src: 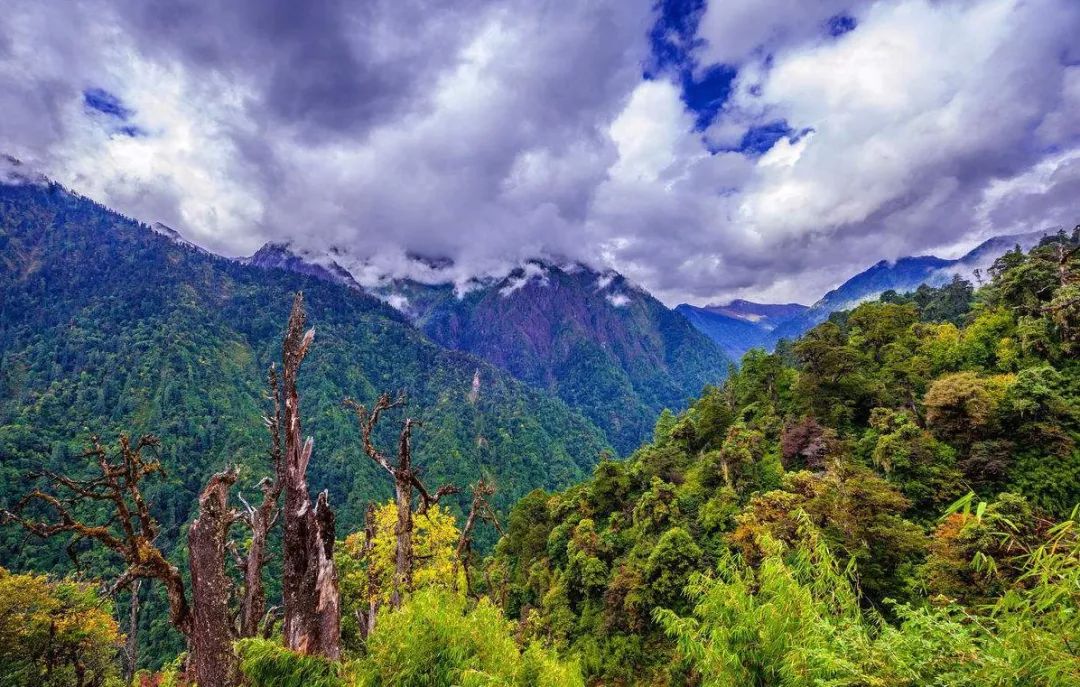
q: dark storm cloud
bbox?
[103,0,490,138]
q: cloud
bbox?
[604,0,1080,304]
[0,0,1078,306]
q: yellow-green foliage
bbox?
[237,590,581,687]
[656,513,1080,686]
[355,588,582,687]
[236,639,346,687]
[340,503,460,603]
[338,502,462,649]
[0,567,122,687]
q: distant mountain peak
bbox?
[683,228,1052,361]
[695,299,809,330]
[242,241,362,290]
[0,155,48,187]
[148,222,210,254]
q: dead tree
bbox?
[357,503,380,640]
[188,468,240,687]
[279,293,341,659]
[2,435,192,633]
[345,393,458,609]
[1,435,241,687]
[232,365,286,639]
[453,480,501,598]
[122,579,142,682]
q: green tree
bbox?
[0,568,122,687]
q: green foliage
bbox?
[658,515,1080,686]
[353,588,582,687]
[492,231,1080,683]
[0,567,122,687]
[0,182,610,665]
[236,639,345,687]
[238,591,583,687]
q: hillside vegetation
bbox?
[1,209,1077,686]
[0,180,609,663]
[488,229,1080,684]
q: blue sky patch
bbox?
[681,64,737,130]
[646,0,707,74]
[646,0,739,130]
[83,87,146,137]
[83,88,132,120]
[702,120,792,157]
[827,14,857,37]
[115,124,147,138]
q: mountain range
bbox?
[238,247,733,451]
[1,155,1048,483]
[0,157,1057,662]
[240,229,1049,400]
[678,229,1049,358]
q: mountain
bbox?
[379,261,732,452]
[682,230,1049,357]
[770,230,1048,342]
[703,299,809,327]
[243,241,362,290]
[769,255,956,341]
[242,245,733,452]
[674,300,807,360]
[0,178,611,585]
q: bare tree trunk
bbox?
[122,579,141,683]
[359,504,380,640]
[391,479,414,608]
[453,480,499,599]
[188,469,240,687]
[238,498,277,638]
[238,366,285,638]
[346,397,458,610]
[279,293,341,659]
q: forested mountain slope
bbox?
[491,230,1080,684]
[0,179,610,577]
[372,262,731,453]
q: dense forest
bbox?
[1,220,1078,687]
[488,229,1080,684]
[0,180,613,662]
[379,261,731,453]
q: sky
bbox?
[1,0,1079,305]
